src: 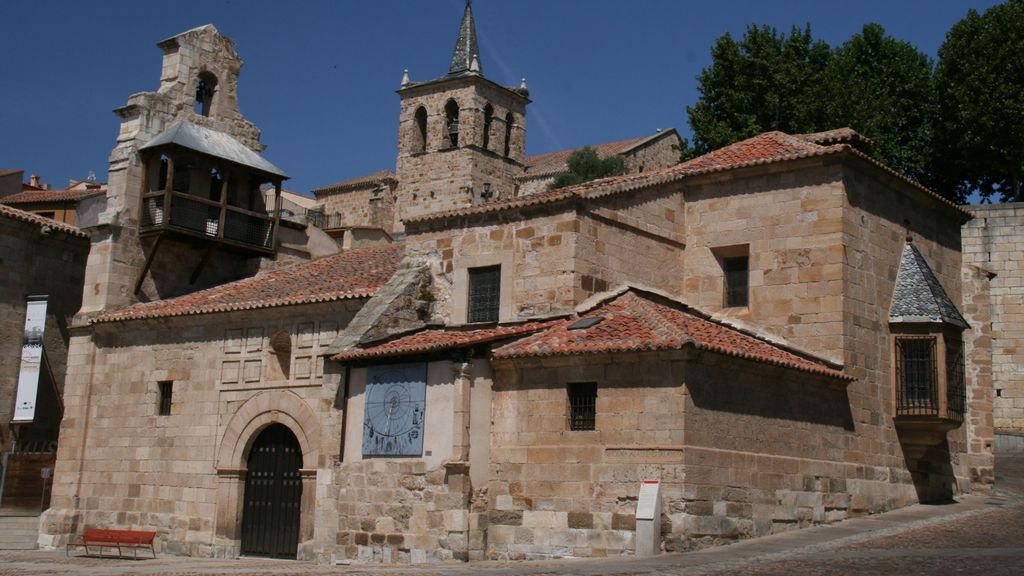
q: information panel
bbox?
[12,298,47,423]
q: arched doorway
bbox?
[240,423,302,558]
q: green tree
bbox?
[684,24,832,158]
[824,24,936,187]
[550,147,628,189]
[935,0,1024,202]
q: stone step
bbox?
[0,516,39,550]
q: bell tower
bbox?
[393,1,530,230]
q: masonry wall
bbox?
[576,185,686,301]
[0,218,89,452]
[963,204,1024,435]
[316,183,396,232]
[621,134,681,175]
[40,301,359,559]
[406,210,580,323]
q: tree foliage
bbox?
[550,147,628,189]
[934,0,1024,202]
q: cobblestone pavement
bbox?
[2,453,1021,576]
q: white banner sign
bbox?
[12,299,47,423]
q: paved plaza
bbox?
[1,452,1020,576]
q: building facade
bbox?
[39,5,993,565]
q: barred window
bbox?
[723,256,749,308]
[945,334,966,421]
[567,382,597,431]
[158,381,173,416]
[467,265,500,323]
[895,337,937,415]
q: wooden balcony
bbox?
[140,190,276,254]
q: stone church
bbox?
[38,3,994,564]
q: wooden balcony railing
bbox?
[140,191,275,252]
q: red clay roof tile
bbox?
[0,204,88,238]
[492,290,851,381]
[521,133,661,180]
[331,320,559,362]
[1,187,106,204]
[312,170,396,195]
[93,242,405,323]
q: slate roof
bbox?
[312,170,397,195]
[491,289,852,380]
[1,187,105,204]
[520,132,671,180]
[0,204,88,238]
[331,320,559,362]
[93,243,405,323]
[404,129,968,225]
[448,1,481,76]
[140,121,288,179]
[889,241,969,328]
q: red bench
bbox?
[66,528,156,559]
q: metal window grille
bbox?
[468,265,500,323]
[158,381,173,416]
[895,337,937,416]
[567,382,597,431]
[723,256,749,308]
[945,335,966,422]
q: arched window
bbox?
[195,71,218,117]
[414,107,428,153]
[445,99,460,148]
[503,112,514,157]
[483,104,494,150]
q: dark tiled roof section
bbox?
[94,243,406,323]
[332,320,559,362]
[312,170,397,195]
[1,187,105,204]
[889,242,969,328]
[521,134,659,180]
[492,290,852,380]
[0,204,88,238]
[405,129,970,224]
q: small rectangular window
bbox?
[723,256,749,308]
[158,381,173,416]
[895,337,936,415]
[468,265,500,323]
[567,382,597,431]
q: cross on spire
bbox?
[448,0,482,76]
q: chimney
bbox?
[29,174,41,187]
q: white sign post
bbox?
[12,298,47,423]
[635,480,662,557]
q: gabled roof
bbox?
[889,241,968,328]
[331,320,559,362]
[492,289,851,380]
[404,129,969,225]
[140,120,288,179]
[93,243,405,323]
[312,170,397,196]
[520,130,678,180]
[0,204,88,238]
[1,187,105,205]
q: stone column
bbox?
[214,467,245,558]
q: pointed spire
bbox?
[400,69,411,87]
[448,1,482,76]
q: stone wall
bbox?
[40,301,360,558]
[963,204,1024,434]
[0,216,89,452]
[316,182,396,232]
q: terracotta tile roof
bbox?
[405,129,969,224]
[492,290,851,381]
[521,132,666,180]
[313,170,397,195]
[93,243,405,323]
[331,320,559,362]
[1,187,105,204]
[0,204,88,238]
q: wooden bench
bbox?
[66,528,156,559]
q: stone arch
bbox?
[445,98,460,148]
[218,389,319,470]
[413,106,428,153]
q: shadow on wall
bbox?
[897,435,957,503]
[686,359,855,430]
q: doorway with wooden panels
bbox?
[239,423,302,558]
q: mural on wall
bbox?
[362,362,427,456]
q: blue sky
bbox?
[0,1,1000,195]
